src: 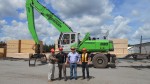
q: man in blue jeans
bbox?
[67,47,80,80]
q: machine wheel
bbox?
[92,54,108,68]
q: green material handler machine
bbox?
[26,0,116,68]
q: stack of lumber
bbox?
[0,48,6,58]
[109,39,128,58]
[7,40,21,53]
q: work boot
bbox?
[81,77,85,80]
[64,78,67,81]
[87,78,90,81]
[48,80,52,82]
[51,79,55,81]
[70,78,73,80]
[58,77,61,80]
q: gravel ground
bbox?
[0,59,150,84]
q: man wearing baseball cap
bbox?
[48,48,58,82]
[67,47,80,80]
[56,47,67,81]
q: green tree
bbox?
[0,41,6,48]
[43,44,55,52]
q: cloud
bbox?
[33,15,60,44]
[19,10,26,20]
[0,0,60,44]
[47,0,115,39]
[0,36,14,42]
[0,0,25,18]
[1,20,30,41]
[101,16,132,39]
[0,15,60,44]
[49,0,114,18]
[112,0,150,25]
[0,20,7,29]
[0,20,7,25]
[131,10,139,16]
[132,24,150,39]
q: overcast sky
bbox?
[0,0,150,45]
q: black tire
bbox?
[92,54,108,68]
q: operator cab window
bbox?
[62,34,70,44]
[71,34,75,43]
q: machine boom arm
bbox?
[26,0,73,44]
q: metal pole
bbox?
[139,36,142,54]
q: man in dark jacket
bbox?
[56,47,67,81]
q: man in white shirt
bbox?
[67,47,80,80]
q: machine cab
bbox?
[59,32,79,52]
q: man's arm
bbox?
[65,57,68,64]
[77,53,81,63]
[79,54,82,64]
[55,54,59,61]
[49,54,55,60]
[65,53,69,64]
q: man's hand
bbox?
[54,58,58,61]
[65,62,68,66]
[88,62,90,65]
[78,62,82,65]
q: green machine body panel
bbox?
[72,33,114,53]
[77,40,114,52]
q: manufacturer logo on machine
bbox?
[46,14,62,28]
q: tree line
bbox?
[43,44,55,52]
[0,41,6,48]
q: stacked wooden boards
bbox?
[110,39,128,58]
[0,48,6,58]
[7,40,21,53]
[6,40,43,58]
[20,40,43,53]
